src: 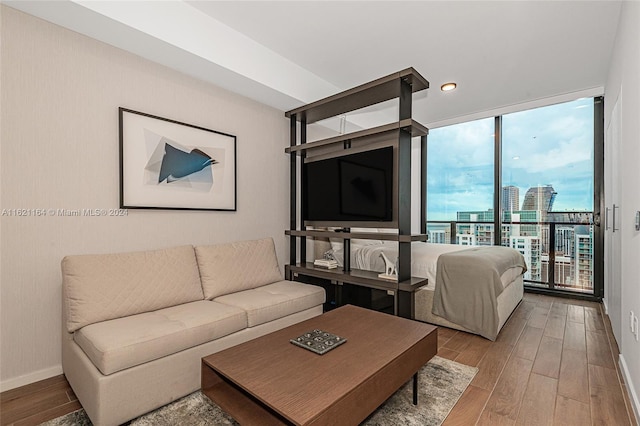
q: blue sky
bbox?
[427,98,595,221]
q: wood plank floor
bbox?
[442,293,637,426]
[1,293,637,426]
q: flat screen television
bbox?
[303,146,393,223]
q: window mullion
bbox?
[494,116,502,246]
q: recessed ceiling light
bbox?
[441,82,457,92]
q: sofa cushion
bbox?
[62,245,204,333]
[213,281,326,327]
[74,300,247,375]
[195,238,283,300]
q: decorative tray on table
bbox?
[290,329,346,355]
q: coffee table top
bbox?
[202,304,437,425]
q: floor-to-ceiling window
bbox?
[426,97,603,298]
[426,117,494,245]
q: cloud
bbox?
[427,98,595,219]
[428,117,494,168]
[502,102,593,173]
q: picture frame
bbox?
[119,108,236,211]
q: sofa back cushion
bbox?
[195,238,282,300]
[62,245,203,333]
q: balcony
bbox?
[427,215,594,295]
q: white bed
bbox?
[326,239,525,340]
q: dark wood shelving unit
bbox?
[285,229,428,242]
[286,264,427,318]
[285,119,428,154]
[285,68,430,318]
[285,67,429,124]
[287,263,427,292]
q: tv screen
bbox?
[303,146,393,222]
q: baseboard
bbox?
[603,297,609,315]
[0,365,63,392]
[620,354,640,423]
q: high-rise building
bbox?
[457,234,477,246]
[521,185,557,211]
[555,226,575,256]
[428,229,448,244]
[456,224,493,246]
[427,223,452,244]
[457,210,494,222]
[502,186,520,212]
[575,226,594,290]
[510,236,542,281]
[541,255,573,286]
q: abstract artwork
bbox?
[119,108,236,210]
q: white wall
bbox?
[0,6,289,390]
[604,1,640,419]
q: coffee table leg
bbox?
[413,372,418,405]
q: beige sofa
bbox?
[61,238,325,426]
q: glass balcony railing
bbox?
[426,213,594,295]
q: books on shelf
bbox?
[314,259,338,269]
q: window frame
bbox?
[425,96,604,301]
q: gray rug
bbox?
[41,356,477,426]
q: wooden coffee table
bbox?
[201,305,437,425]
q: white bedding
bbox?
[333,242,522,290]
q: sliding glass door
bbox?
[426,97,603,298]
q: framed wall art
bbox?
[119,108,236,211]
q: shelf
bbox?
[285,68,429,124]
[285,119,428,154]
[285,229,428,242]
[287,263,428,293]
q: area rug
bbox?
[41,356,477,426]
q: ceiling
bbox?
[5,1,622,129]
